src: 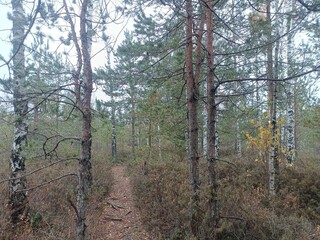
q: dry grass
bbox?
[0,135,113,239]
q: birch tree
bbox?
[8,0,29,224]
[95,65,123,163]
[286,0,296,164]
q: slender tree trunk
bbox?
[157,124,162,160]
[286,0,296,163]
[266,0,279,116]
[185,0,200,236]
[111,97,117,162]
[87,0,93,55]
[138,124,142,148]
[215,113,220,159]
[236,119,242,158]
[269,85,279,195]
[131,95,136,160]
[205,0,219,235]
[34,105,39,131]
[230,0,242,160]
[148,119,152,160]
[266,0,279,195]
[76,0,93,238]
[203,102,208,156]
[294,85,298,156]
[55,78,60,129]
[9,0,29,225]
[109,50,117,163]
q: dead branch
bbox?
[125,210,132,216]
[16,173,77,192]
[43,135,80,158]
[106,200,126,210]
[0,0,42,68]
[103,216,123,221]
[68,197,79,219]
[0,158,78,184]
[220,215,245,221]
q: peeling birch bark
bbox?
[286,0,296,164]
[9,0,29,224]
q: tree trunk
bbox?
[205,0,219,235]
[185,0,200,236]
[231,0,242,159]
[9,0,29,225]
[268,86,279,196]
[111,98,117,162]
[266,0,279,195]
[148,119,152,160]
[87,0,93,55]
[286,0,296,164]
[236,119,242,158]
[202,98,208,156]
[34,105,39,131]
[107,47,117,163]
[76,0,93,238]
[294,85,298,156]
[157,124,162,160]
[54,77,60,129]
[131,99,136,160]
[215,113,220,159]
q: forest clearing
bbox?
[0,0,320,239]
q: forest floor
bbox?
[96,165,153,240]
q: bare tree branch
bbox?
[297,0,320,12]
[0,0,42,68]
[0,158,78,184]
[16,173,78,192]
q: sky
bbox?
[0,1,319,102]
[0,1,133,71]
[0,1,135,102]
[0,3,12,79]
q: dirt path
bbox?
[98,165,153,240]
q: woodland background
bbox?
[0,0,320,239]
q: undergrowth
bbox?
[0,138,113,239]
[131,157,320,240]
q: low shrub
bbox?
[132,158,320,239]
[132,160,191,239]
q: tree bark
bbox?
[111,97,117,162]
[185,0,200,236]
[236,119,242,158]
[205,0,219,235]
[131,98,136,160]
[286,0,296,164]
[108,49,117,163]
[9,0,29,225]
[266,0,279,195]
[148,119,152,160]
[76,0,93,238]
[157,124,162,160]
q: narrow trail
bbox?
[99,165,153,240]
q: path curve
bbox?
[99,165,153,240]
